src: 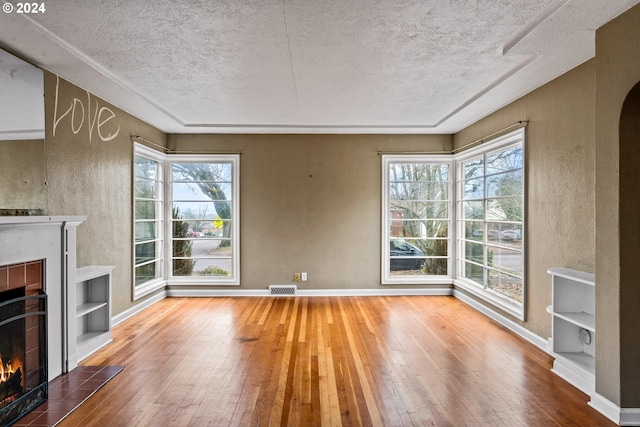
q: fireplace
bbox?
[0,261,47,426]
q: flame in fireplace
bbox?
[0,357,15,383]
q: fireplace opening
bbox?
[0,261,47,426]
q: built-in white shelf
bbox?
[547,267,595,395]
[76,265,114,362]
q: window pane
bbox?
[389,163,449,182]
[389,201,448,219]
[389,182,449,201]
[486,146,522,174]
[173,201,231,220]
[463,178,483,200]
[486,170,522,198]
[488,270,523,303]
[135,241,157,265]
[487,246,523,276]
[173,239,231,258]
[462,157,483,179]
[173,258,233,277]
[487,197,522,221]
[135,261,162,286]
[135,177,159,199]
[172,219,230,238]
[135,200,159,220]
[135,155,158,180]
[172,163,232,182]
[463,261,483,285]
[135,221,159,242]
[462,201,483,219]
[172,182,232,201]
[463,221,484,241]
[485,222,522,248]
[464,241,484,263]
[390,220,448,238]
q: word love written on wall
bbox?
[52,75,121,142]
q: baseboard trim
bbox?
[453,288,549,352]
[590,393,640,426]
[166,287,454,297]
[112,289,167,327]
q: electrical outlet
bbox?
[294,273,301,282]
[301,272,307,281]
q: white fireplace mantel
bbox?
[0,215,86,381]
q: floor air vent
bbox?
[269,285,297,296]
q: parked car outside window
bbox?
[390,240,426,271]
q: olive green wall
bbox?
[167,134,452,292]
[595,3,640,408]
[0,139,46,209]
[42,72,167,315]
[454,60,596,338]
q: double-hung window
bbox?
[382,156,453,284]
[133,145,165,298]
[168,155,240,284]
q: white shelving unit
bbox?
[547,267,595,395]
[75,265,114,362]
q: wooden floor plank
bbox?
[58,296,614,426]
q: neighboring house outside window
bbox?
[382,156,453,284]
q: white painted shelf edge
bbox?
[76,265,116,283]
[76,302,108,318]
[553,311,595,331]
[546,267,595,286]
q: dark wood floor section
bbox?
[60,296,613,426]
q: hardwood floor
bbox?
[61,296,613,426]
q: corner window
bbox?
[382,156,453,284]
[455,129,525,318]
[168,156,240,284]
[381,128,525,318]
[133,145,165,298]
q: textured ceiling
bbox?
[0,0,638,134]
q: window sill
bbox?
[382,276,454,285]
[453,278,524,320]
[134,278,166,301]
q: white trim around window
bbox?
[132,145,240,298]
[454,129,526,320]
[380,128,526,320]
[133,143,167,300]
[381,155,454,285]
[167,154,240,286]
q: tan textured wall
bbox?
[168,134,452,291]
[595,3,640,407]
[0,139,46,209]
[454,60,596,338]
[43,72,167,315]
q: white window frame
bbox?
[381,155,454,285]
[133,143,166,300]
[380,128,526,319]
[454,128,525,320]
[166,154,240,286]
